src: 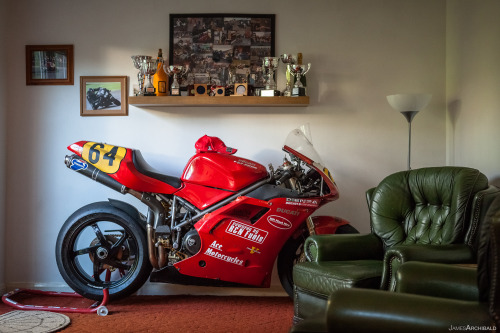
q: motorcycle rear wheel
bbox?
[277,224,359,298]
[56,203,152,301]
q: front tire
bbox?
[277,224,359,298]
[55,202,152,301]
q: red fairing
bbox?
[181,152,268,192]
[112,154,179,193]
[174,196,318,287]
[312,216,350,234]
[67,141,179,194]
[67,141,87,157]
[173,182,234,210]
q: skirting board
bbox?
[4,281,288,297]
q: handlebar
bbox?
[276,170,293,185]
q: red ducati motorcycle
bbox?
[56,126,357,301]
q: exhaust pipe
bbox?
[65,154,128,194]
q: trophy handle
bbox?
[302,63,311,75]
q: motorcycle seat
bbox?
[132,150,182,189]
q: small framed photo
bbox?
[80,76,128,116]
[26,45,74,85]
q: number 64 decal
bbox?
[82,142,127,174]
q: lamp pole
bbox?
[400,110,419,170]
[387,93,431,171]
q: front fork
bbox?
[306,216,316,236]
[297,216,316,263]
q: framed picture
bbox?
[26,45,74,85]
[80,76,128,116]
[169,14,275,89]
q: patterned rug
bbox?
[0,311,71,333]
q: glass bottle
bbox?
[153,49,168,96]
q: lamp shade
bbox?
[386,93,432,112]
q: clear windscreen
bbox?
[283,124,324,165]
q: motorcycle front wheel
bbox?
[55,202,152,301]
[277,223,359,298]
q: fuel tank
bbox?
[181,152,268,191]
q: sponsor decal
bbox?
[209,240,223,250]
[267,215,292,230]
[226,220,268,244]
[70,159,88,171]
[277,208,300,216]
[204,241,243,266]
[235,159,258,169]
[285,198,319,207]
[247,246,261,254]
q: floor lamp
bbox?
[387,93,432,170]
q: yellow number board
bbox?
[82,142,127,174]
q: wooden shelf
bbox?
[128,95,309,107]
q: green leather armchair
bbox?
[292,167,500,322]
[291,194,500,333]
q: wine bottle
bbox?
[153,49,168,96]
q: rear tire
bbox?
[277,224,359,298]
[55,202,152,301]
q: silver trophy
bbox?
[261,57,280,96]
[280,54,297,96]
[164,65,189,96]
[141,58,158,96]
[131,55,152,96]
[288,63,311,96]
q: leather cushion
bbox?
[293,260,383,296]
[327,288,491,333]
[370,167,488,248]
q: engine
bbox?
[182,229,201,256]
[151,194,204,268]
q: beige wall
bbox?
[446,0,500,185]
[3,0,446,294]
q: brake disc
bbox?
[88,234,129,271]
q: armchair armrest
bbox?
[304,233,384,262]
[396,261,478,301]
[467,185,500,252]
[381,244,475,290]
[366,187,375,209]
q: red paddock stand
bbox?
[2,288,110,316]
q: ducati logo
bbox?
[277,208,300,216]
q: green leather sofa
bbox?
[290,194,500,333]
[292,166,500,322]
